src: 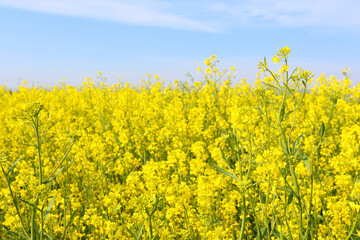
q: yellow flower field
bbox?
[1,48,360,239]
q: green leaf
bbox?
[260,227,267,238]
[136,219,146,240]
[287,190,294,205]
[289,67,298,78]
[210,163,239,182]
[43,230,54,240]
[263,82,279,90]
[279,105,285,121]
[145,207,150,216]
[355,173,360,183]
[44,196,55,222]
[254,106,266,118]
[302,153,311,174]
[2,225,28,239]
[123,225,136,239]
[43,165,66,184]
[150,195,159,216]
[284,84,295,97]
[284,110,294,119]
[280,140,289,155]
[271,214,276,231]
[6,157,21,176]
[319,122,325,138]
[284,185,300,201]
[18,197,41,211]
[219,147,228,164]
[208,220,223,226]
[293,133,304,149]
[65,210,78,229]
[273,227,288,240]
[316,214,325,221]
[294,143,303,158]
[111,201,121,216]
[302,80,307,88]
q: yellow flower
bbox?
[279,64,289,73]
[258,59,267,72]
[278,46,291,57]
[272,55,280,64]
[204,59,211,66]
[349,202,360,211]
[1,48,359,239]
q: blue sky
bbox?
[0,0,359,88]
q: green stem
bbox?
[281,168,294,240]
[43,142,74,184]
[62,198,67,240]
[34,118,42,185]
[238,194,246,240]
[278,80,289,151]
[263,96,271,150]
[40,207,44,240]
[0,164,30,239]
[34,116,44,239]
[31,194,40,240]
[264,175,271,239]
[247,190,261,238]
[307,102,336,239]
[238,152,246,240]
[149,215,153,240]
[287,95,297,152]
[289,164,303,239]
[345,210,360,240]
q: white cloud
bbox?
[206,0,360,29]
[0,0,218,32]
[0,0,359,32]
[165,0,360,30]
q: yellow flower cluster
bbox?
[0,49,360,239]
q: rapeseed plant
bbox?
[0,47,359,239]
